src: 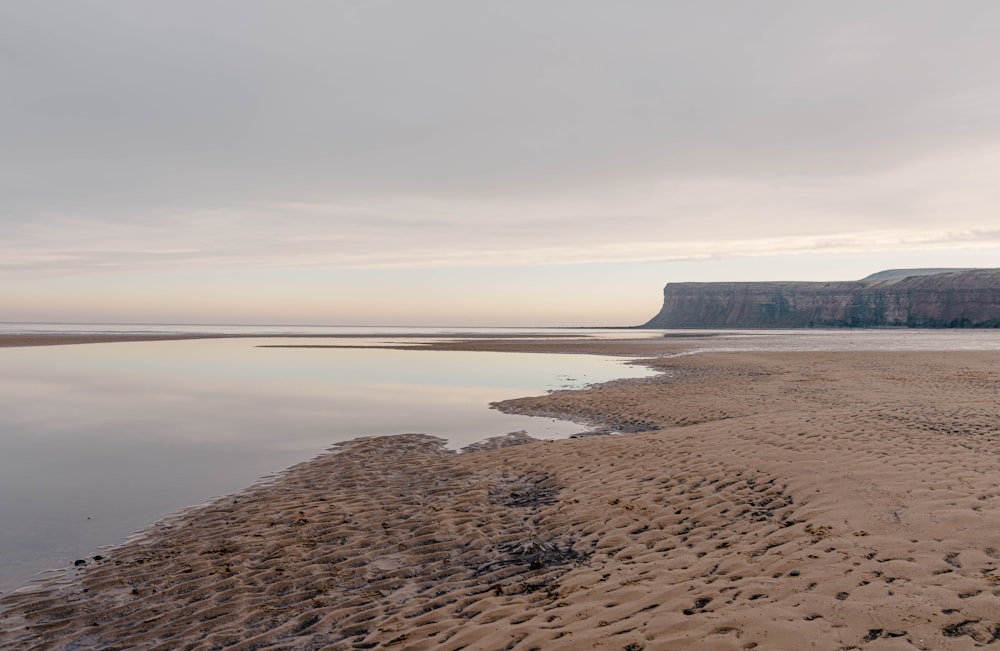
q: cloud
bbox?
[5,159,1000,275]
[3,2,1000,208]
[2,1,1000,285]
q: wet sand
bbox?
[3,339,1000,649]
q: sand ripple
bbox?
[3,349,1000,649]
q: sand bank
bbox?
[3,343,1000,649]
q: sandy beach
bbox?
[3,338,1000,649]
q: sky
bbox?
[3,1,1000,326]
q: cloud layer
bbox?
[6,143,1000,276]
[2,2,1000,311]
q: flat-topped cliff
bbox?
[641,268,1000,328]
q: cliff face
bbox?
[641,269,1000,328]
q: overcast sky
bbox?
[3,1,1000,325]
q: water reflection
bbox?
[0,338,655,594]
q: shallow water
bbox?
[0,322,660,339]
[0,335,656,594]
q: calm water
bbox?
[0,323,660,339]
[0,333,657,594]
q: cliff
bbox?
[641,268,1000,328]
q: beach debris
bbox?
[569,429,612,438]
[503,537,580,570]
[473,536,582,577]
[461,431,539,453]
[489,474,559,509]
[941,619,988,642]
[682,597,713,615]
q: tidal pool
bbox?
[0,336,656,594]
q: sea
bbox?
[2,323,1000,595]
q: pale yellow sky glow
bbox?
[3,2,1000,326]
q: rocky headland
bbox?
[642,268,1000,328]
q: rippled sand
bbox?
[3,341,1000,650]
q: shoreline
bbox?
[0,332,621,349]
[3,341,1000,649]
[0,334,239,348]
